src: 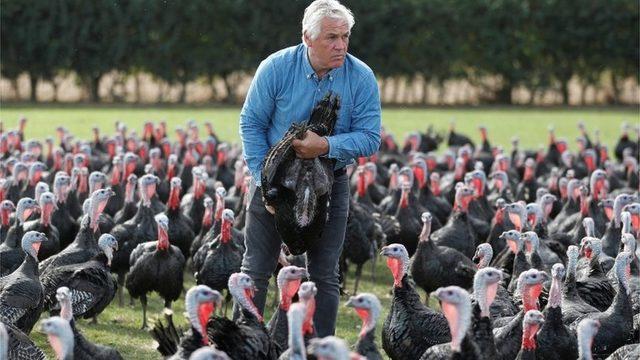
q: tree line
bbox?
[1,0,637,104]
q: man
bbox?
[239,0,380,336]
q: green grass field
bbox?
[0,105,636,359]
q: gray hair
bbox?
[301,0,355,43]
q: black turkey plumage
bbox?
[23,191,60,261]
[150,285,223,359]
[51,172,80,249]
[0,321,46,360]
[126,213,186,329]
[41,234,118,321]
[0,231,47,334]
[261,93,339,255]
[206,273,279,360]
[0,198,40,276]
[40,188,114,275]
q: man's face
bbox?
[306,17,350,73]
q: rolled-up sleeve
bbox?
[326,70,381,162]
[239,59,277,186]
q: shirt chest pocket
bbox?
[334,101,353,134]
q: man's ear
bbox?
[303,32,312,48]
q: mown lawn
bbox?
[0,105,635,359]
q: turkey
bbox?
[467,267,502,358]
[570,252,634,358]
[494,269,548,360]
[194,209,244,306]
[576,318,601,360]
[206,273,279,359]
[0,200,14,244]
[113,174,138,225]
[111,174,161,306]
[0,231,47,333]
[165,177,195,257]
[267,266,308,352]
[431,184,478,258]
[0,321,46,360]
[150,285,223,359]
[39,188,115,274]
[261,93,339,255]
[345,293,383,360]
[276,302,306,360]
[562,245,600,324]
[126,213,186,329]
[51,172,79,249]
[515,310,545,360]
[0,198,39,276]
[392,173,433,254]
[41,234,118,322]
[190,195,215,258]
[298,281,318,340]
[419,286,482,360]
[54,287,124,359]
[410,211,475,303]
[536,263,578,359]
[40,315,123,360]
[24,192,60,261]
[602,193,636,257]
[181,167,208,235]
[380,244,451,360]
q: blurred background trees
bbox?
[1,0,637,105]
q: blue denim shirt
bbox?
[239,43,381,186]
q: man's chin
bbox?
[330,58,345,69]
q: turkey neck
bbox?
[547,273,563,308]
[220,219,232,244]
[0,208,10,227]
[20,252,40,277]
[48,334,73,360]
[110,166,121,186]
[522,282,542,312]
[168,186,181,210]
[287,308,306,359]
[442,297,471,352]
[474,280,497,318]
[577,332,594,360]
[564,255,579,297]
[41,202,54,227]
[157,225,170,251]
[521,322,540,351]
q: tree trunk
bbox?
[560,80,570,105]
[179,79,187,103]
[527,86,536,105]
[209,75,218,102]
[29,74,38,102]
[134,73,142,103]
[222,74,235,104]
[611,73,621,105]
[51,80,59,102]
[438,80,446,105]
[496,80,513,104]
[422,76,430,104]
[88,74,101,102]
[10,78,19,100]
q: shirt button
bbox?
[317,88,321,92]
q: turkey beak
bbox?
[345,298,355,308]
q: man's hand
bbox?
[291,130,329,159]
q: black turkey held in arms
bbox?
[261,93,340,255]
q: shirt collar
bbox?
[303,45,338,82]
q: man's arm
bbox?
[325,70,381,162]
[239,59,277,187]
